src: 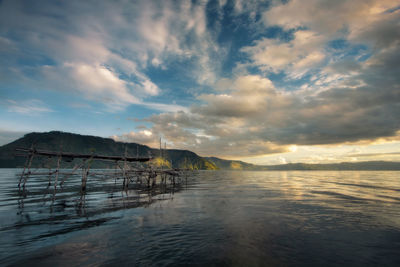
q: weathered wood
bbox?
[81,158,93,194]
[15,146,192,201]
[60,161,86,186]
[16,147,152,162]
[53,154,62,194]
[18,168,187,177]
[21,151,35,190]
[18,153,31,188]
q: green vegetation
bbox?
[178,157,218,170]
[230,162,243,170]
[150,157,172,168]
[204,160,219,170]
[205,157,259,170]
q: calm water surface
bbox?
[0,169,399,266]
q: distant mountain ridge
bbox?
[0,131,399,170]
[205,157,400,171]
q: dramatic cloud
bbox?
[1,0,399,161]
[242,30,326,76]
[116,53,399,157]
[0,0,216,111]
[263,0,399,40]
[113,0,400,158]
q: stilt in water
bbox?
[46,156,53,187]
[60,160,85,187]
[80,158,92,197]
[14,146,191,204]
[18,144,35,190]
[53,148,62,195]
[122,146,128,189]
[22,153,35,191]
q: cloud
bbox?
[192,75,275,117]
[141,102,188,113]
[1,99,53,115]
[113,75,291,156]
[278,156,287,164]
[1,0,399,159]
[126,0,220,85]
[67,63,140,103]
[0,0,220,111]
[242,30,326,75]
[116,49,400,157]
[263,0,399,39]
[111,129,159,148]
[246,0,400,82]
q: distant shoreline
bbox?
[1,131,399,171]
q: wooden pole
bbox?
[14,146,191,199]
[80,157,92,195]
[123,146,128,189]
[19,150,34,189]
[15,147,152,162]
[60,160,86,187]
[159,137,162,159]
[53,153,62,194]
[21,148,35,190]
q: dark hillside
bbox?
[0,131,217,169]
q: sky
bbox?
[0,0,399,164]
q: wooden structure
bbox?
[15,148,152,162]
[16,145,190,200]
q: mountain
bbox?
[207,157,400,170]
[206,157,400,170]
[0,131,218,170]
[0,131,399,170]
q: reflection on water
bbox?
[1,169,400,266]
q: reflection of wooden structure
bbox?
[16,146,189,199]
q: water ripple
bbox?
[1,170,400,266]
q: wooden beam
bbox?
[15,147,152,162]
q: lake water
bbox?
[0,169,399,266]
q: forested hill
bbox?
[0,131,218,169]
[0,131,399,170]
